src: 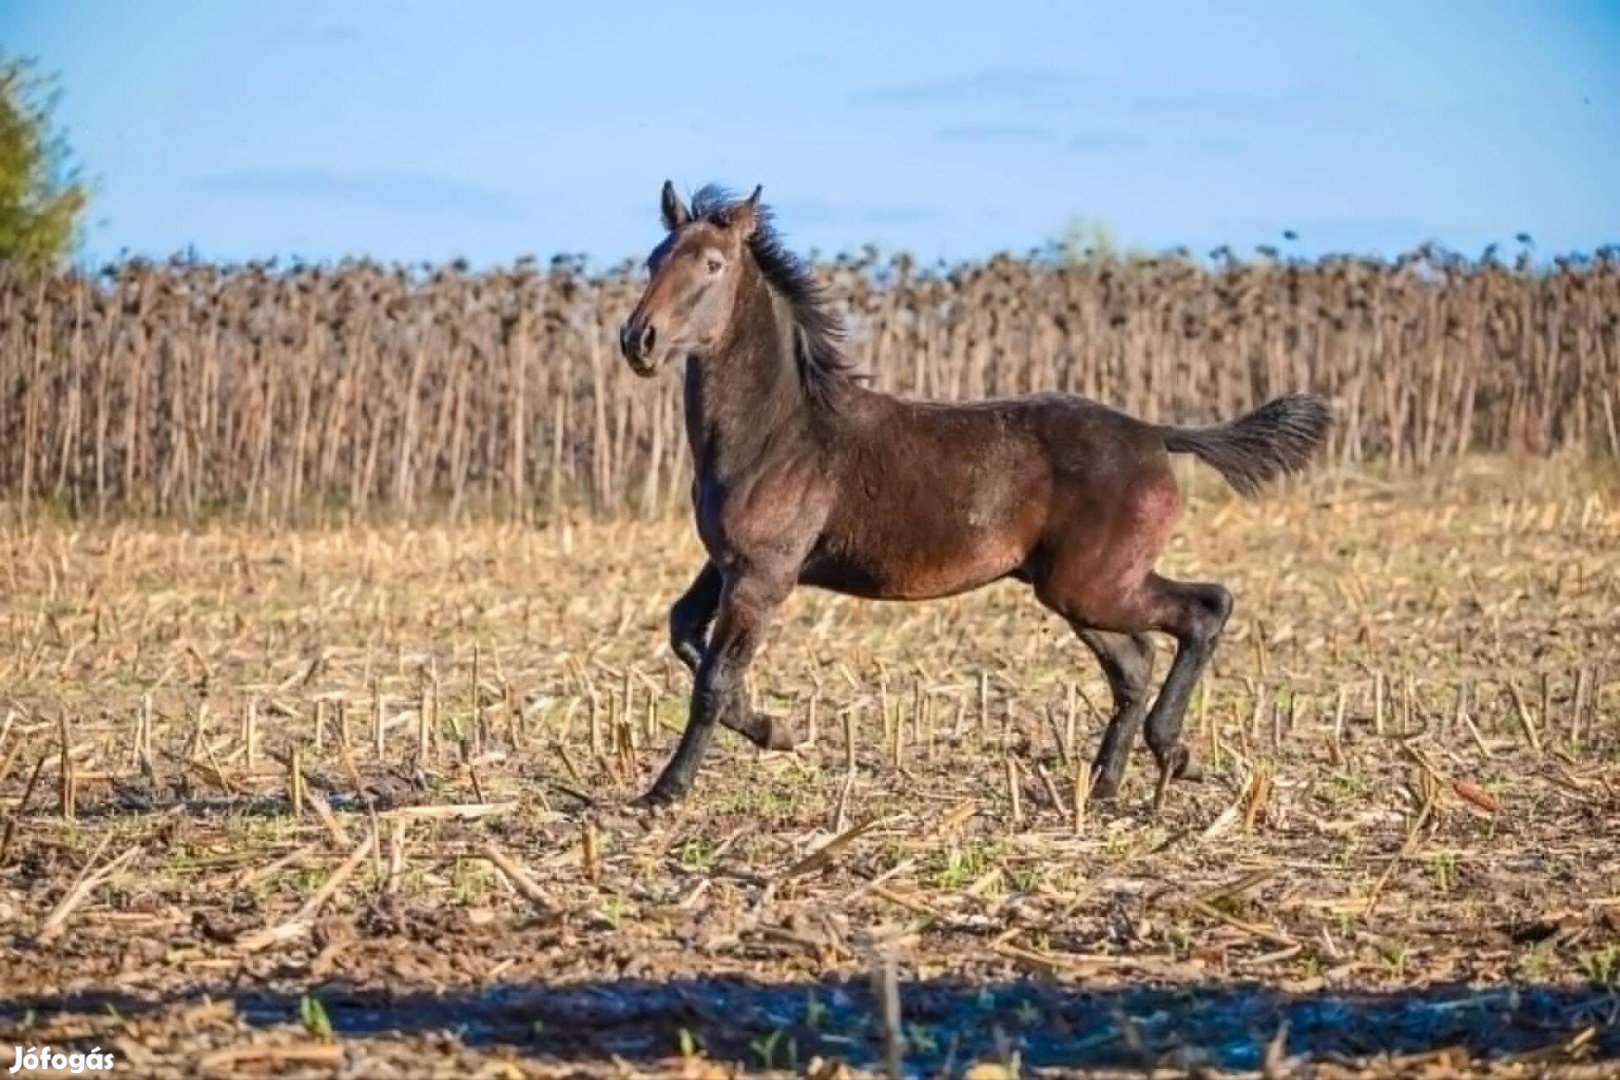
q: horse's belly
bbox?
[801,530,1027,601]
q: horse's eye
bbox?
[706,258,723,274]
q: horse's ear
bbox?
[723,185,764,239]
[660,180,691,231]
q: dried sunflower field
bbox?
[2,249,1616,522]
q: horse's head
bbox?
[619,181,762,376]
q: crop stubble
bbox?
[1,458,1618,1077]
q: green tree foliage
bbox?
[1044,217,1166,266]
[0,54,88,273]
[1051,217,1122,264]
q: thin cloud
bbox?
[936,124,1055,144]
[1068,132,1150,153]
[851,68,1093,109]
[1186,136,1244,157]
[197,169,522,220]
[1107,85,1337,119]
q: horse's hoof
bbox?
[633,786,681,810]
[742,712,797,752]
[1173,750,1205,783]
[1089,771,1123,801]
[762,717,798,752]
[1150,747,1202,815]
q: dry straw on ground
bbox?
[1,456,1617,1077]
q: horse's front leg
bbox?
[666,560,794,753]
[669,561,722,673]
[639,572,793,806]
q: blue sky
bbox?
[8,0,1619,268]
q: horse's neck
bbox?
[683,284,809,483]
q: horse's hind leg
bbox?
[1034,458,1219,802]
[1137,575,1232,786]
[1072,628,1156,800]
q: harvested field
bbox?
[2,455,1618,1078]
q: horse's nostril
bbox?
[640,324,656,354]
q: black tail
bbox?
[1161,393,1332,497]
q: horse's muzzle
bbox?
[619,319,658,375]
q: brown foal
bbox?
[619,181,1331,807]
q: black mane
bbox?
[690,184,864,401]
